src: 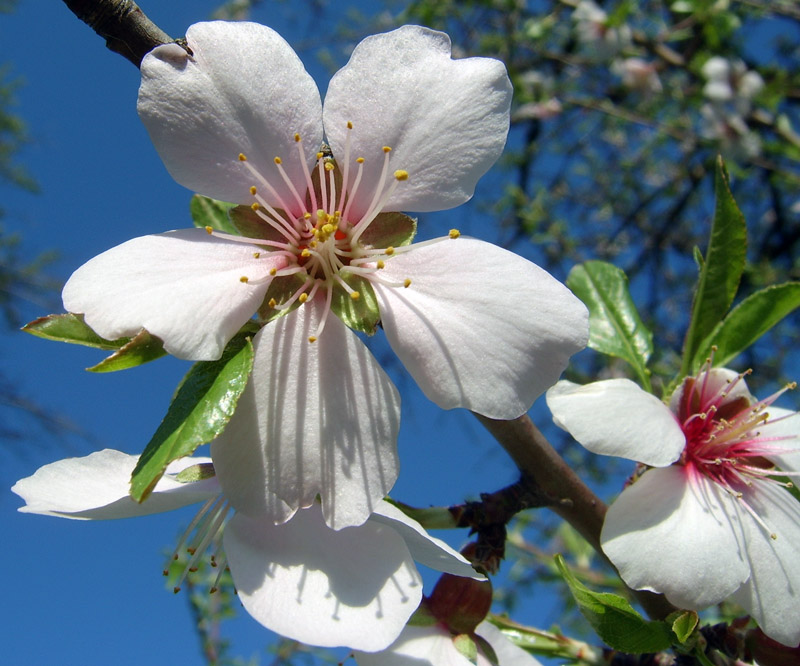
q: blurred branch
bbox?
[61,0,174,67]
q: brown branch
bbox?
[62,0,174,67]
[474,412,677,621]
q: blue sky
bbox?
[1,2,557,664]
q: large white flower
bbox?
[354,621,542,666]
[11,449,481,652]
[546,367,800,647]
[61,22,588,529]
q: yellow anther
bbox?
[238,153,247,161]
[376,260,385,269]
[299,293,309,303]
[251,202,260,211]
[204,226,213,235]
[322,223,335,235]
[301,248,312,258]
[239,276,249,283]
[325,162,335,171]
[268,298,277,308]
[274,156,282,165]
[310,240,318,248]
[347,121,353,129]
[383,146,392,153]
[294,133,301,142]
[312,229,320,237]
[308,335,317,343]
[316,152,323,159]
[394,170,409,181]
[253,252,261,258]
[249,185,257,195]
[304,212,312,219]
[356,157,365,164]
[404,278,412,288]
[449,228,461,239]
[350,291,361,301]
[269,267,277,276]
[385,246,395,256]
[316,209,327,220]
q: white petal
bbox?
[546,379,685,466]
[728,482,800,647]
[355,625,472,666]
[212,297,401,529]
[759,406,800,472]
[138,21,322,206]
[371,501,482,579]
[324,26,511,217]
[476,621,544,666]
[11,449,218,520]
[224,505,421,651]
[63,229,283,361]
[373,238,587,418]
[601,466,749,609]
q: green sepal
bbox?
[357,211,417,248]
[406,602,437,627]
[384,498,458,529]
[174,462,216,483]
[330,271,380,335]
[669,610,699,645]
[474,634,499,666]
[229,204,290,242]
[679,156,746,378]
[130,332,255,503]
[257,273,307,323]
[87,328,166,372]
[452,633,478,663]
[691,281,800,372]
[190,194,237,234]
[566,260,653,390]
[554,554,673,653]
[23,313,126,350]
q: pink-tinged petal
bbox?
[759,406,800,472]
[62,229,284,361]
[373,238,587,419]
[729,483,800,647]
[669,367,752,413]
[11,450,218,520]
[601,466,749,609]
[324,26,511,217]
[355,625,473,666]
[476,621,544,666]
[224,505,421,651]
[138,21,322,207]
[371,501,482,579]
[212,297,401,529]
[546,379,685,466]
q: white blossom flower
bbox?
[354,621,542,666]
[611,58,662,94]
[11,449,481,652]
[546,367,800,646]
[61,22,588,529]
[572,0,632,60]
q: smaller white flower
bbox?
[12,449,480,652]
[354,621,542,666]
[611,58,662,94]
[547,367,800,647]
[572,0,632,60]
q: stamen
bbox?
[295,133,318,212]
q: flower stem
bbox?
[473,412,677,620]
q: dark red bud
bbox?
[427,572,493,635]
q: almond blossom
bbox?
[546,367,800,646]
[11,449,481,652]
[61,22,588,529]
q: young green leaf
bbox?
[190,194,238,234]
[554,554,673,653]
[23,313,126,350]
[692,282,800,371]
[130,332,255,502]
[680,156,746,377]
[669,610,699,645]
[566,261,653,390]
[86,329,166,372]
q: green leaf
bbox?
[130,332,255,502]
[329,271,380,335]
[190,194,237,234]
[87,329,166,372]
[554,554,673,653]
[23,313,126,350]
[680,156,746,378]
[453,633,478,663]
[566,261,653,389]
[692,282,800,371]
[669,610,699,645]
